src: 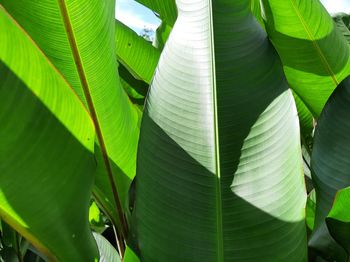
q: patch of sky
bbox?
[115,0,160,38]
[321,0,350,14]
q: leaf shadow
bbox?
[0,62,97,260]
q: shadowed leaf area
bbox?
[0,62,98,261]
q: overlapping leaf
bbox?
[116,20,160,84]
[326,186,350,255]
[310,76,350,261]
[261,0,350,116]
[134,1,307,261]
[0,7,98,260]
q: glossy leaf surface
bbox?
[135,1,307,261]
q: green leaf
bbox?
[135,1,307,261]
[306,190,316,231]
[124,245,140,262]
[326,186,350,255]
[1,221,16,248]
[116,20,160,84]
[89,202,107,234]
[292,91,314,141]
[0,0,140,238]
[119,64,147,107]
[93,233,121,262]
[0,7,98,261]
[153,21,172,51]
[333,13,350,43]
[251,0,265,30]
[261,0,350,116]
[0,247,18,262]
[309,77,350,261]
[135,0,177,27]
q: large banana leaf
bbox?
[134,1,307,261]
[0,7,98,261]
[326,186,350,255]
[261,0,350,116]
[0,0,140,236]
[309,76,350,261]
[141,0,315,144]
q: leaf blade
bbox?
[310,76,350,261]
[261,0,350,116]
[0,6,98,260]
[135,1,307,261]
[0,0,140,238]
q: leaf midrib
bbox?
[56,0,128,240]
[208,1,224,261]
[289,0,339,85]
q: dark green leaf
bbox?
[326,186,350,255]
[310,77,350,261]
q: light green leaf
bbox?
[135,1,307,261]
[153,21,172,51]
[0,7,98,261]
[310,77,350,261]
[0,0,140,237]
[135,0,177,27]
[93,233,121,262]
[306,190,316,231]
[89,202,107,234]
[326,186,350,255]
[292,90,314,144]
[116,20,160,84]
[261,0,350,116]
[124,245,140,262]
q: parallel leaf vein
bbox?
[289,0,339,85]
